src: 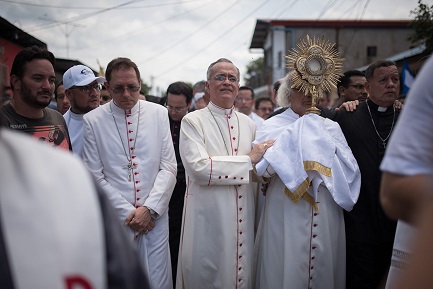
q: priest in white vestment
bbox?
[177,58,273,289]
[253,72,361,289]
[83,58,177,289]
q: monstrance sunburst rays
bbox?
[286,35,344,114]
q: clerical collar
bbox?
[111,100,141,114]
[208,101,234,115]
[367,99,392,112]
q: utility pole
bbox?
[39,16,85,58]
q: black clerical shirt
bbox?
[333,100,400,243]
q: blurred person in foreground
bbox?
[0,128,150,289]
[380,56,433,289]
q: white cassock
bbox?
[83,100,177,289]
[177,102,257,289]
[253,109,361,289]
[248,111,264,129]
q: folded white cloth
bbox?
[258,113,361,211]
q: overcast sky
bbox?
[1,0,428,95]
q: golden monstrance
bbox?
[286,35,344,114]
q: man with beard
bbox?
[63,65,105,158]
[0,46,71,151]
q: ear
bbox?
[338,86,346,96]
[365,80,371,95]
[10,75,20,91]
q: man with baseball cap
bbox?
[63,65,105,157]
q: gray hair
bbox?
[276,71,296,108]
[206,58,240,81]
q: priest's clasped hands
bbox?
[125,206,155,234]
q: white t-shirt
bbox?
[64,109,85,158]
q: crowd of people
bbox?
[0,45,430,289]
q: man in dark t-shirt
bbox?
[1,103,71,150]
[0,46,71,151]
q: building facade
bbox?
[250,19,414,93]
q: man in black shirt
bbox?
[165,81,193,286]
[333,60,401,289]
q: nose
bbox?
[385,78,397,87]
[41,78,53,88]
[120,87,132,97]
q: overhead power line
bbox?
[0,0,205,10]
[154,0,272,79]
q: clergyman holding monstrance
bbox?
[252,35,361,289]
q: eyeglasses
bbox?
[110,85,140,94]
[348,84,365,90]
[235,97,253,103]
[72,83,101,93]
[166,105,188,112]
[212,74,238,83]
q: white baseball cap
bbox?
[63,65,106,90]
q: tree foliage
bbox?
[244,57,265,88]
[140,80,151,96]
[409,0,433,53]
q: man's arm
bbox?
[179,116,264,186]
[380,172,433,224]
[142,111,177,216]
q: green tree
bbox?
[140,80,151,96]
[244,57,265,88]
[409,0,433,53]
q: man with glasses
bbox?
[235,86,264,128]
[63,65,105,157]
[164,81,193,287]
[334,70,368,108]
[0,46,71,151]
[82,57,177,289]
[255,97,275,120]
[176,58,273,289]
